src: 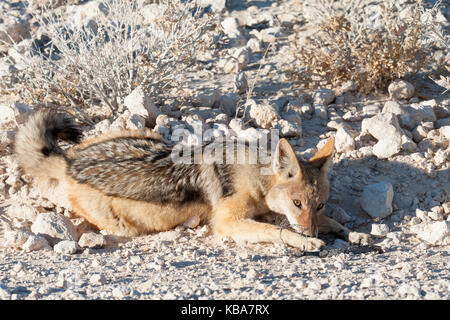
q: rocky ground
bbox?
[0,0,449,300]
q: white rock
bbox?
[274,119,301,137]
[54,240,78,254]
[259,27,281,43]
[362,112,402,141]
[427,210,444,221]
[3,229,31,248]
[410,221,449,245]
[22,235,50,252]
[247,38,262,52]
[372,139,402,159]
[249,101,279,129]
[229,118,245,135]
[361,277,377,288]
[313,88,335,106]
[124,86,160,125]
[440,126,450,140]
[246,269,257,280]
[388,80,415,100]
[400,134,417,152]
[90,273,107,285]
[360,182,394,219]
[335,126,355,153]
[221,17,243,39]
[370,224,390,237]
[361,113,402,158]
[112,286,129,299]
[78,232,106,248]
[410,103,437,126]
[238,127,263,142]
[397,284,420,297]
[31,212,78,245]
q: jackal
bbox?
[14,111,370,251]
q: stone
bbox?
[249,100,279,129]
[197,0,227,12]
[123,86,160,126]
[234,71,248,94]
[409,103,436,127]
[314,105,327,120]
[192,88,221,108]
[400,134,417,152]
[22,235,50,252]
[410,221,449,245]
[313,88,335,106]
[388,79,414,100]
[273,119,301,137]
[362,104,380,116]
[238,127,263,142]
[221,17,243,39]
[370,224,389,237]
[31,212,78,246]
[247,38,262,52]
[126,114,146,130]
[360,182,394,219]
[335,126,355,153]
[220,93,238,116]
[54,240,78,254]
[229,118,245,135]
[259,27,281,43]
[361,113,402,158]
[372,139,401,159]
[3,229,31,249]
[78,232,106,248]
[90,273,107,285]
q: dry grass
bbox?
[286,0,448,94]
[3,0,214,122]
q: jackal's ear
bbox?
[309,137,334,173]
[273,138,301,177]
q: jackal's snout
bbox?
[294,210,319,237]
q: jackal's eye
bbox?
[317,203,324,210]
[293,200,302,208]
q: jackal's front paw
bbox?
[348,232,372,245]
[289,236,325,251]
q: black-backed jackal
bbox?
[14,112,370,251]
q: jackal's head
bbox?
[266,137,335,237]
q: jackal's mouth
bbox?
[289,223,319,238]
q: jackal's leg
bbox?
[212,194,325,251]
[318,215,371,245]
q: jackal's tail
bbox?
[14,111,83,184]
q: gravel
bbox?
[0,0,449,301]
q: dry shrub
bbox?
[5,0,214,121]
[287,0,448,94]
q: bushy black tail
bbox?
[14,111,83,182]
